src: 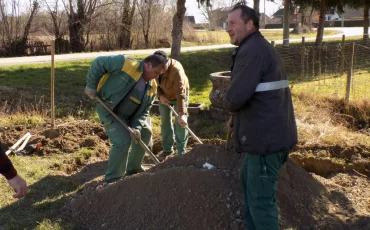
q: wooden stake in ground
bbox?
[51,39,55,128]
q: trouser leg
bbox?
[126,121,152,172]
[242,152,289,230]
[158,102,174,153]
[101,116,131,183]
[172,99,188,155]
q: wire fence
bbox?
[275,37,370,103]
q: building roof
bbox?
[184,16,196,24]
[273,9,284,17]
[343,7,363,20]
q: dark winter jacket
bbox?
[223,31,298,155]
[0,142,17,180]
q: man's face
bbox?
[143,62,165,82]
[226,9,252,46]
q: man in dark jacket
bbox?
[0,142,27,198]
[223,3,298,230]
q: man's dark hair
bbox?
[153,50,169,62]
[143,54,167,68]
[229,2,260,29]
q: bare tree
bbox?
[0,0,39,56]
[42,0,68,52]
[118,0,137,49]
[136,0,153,48]
[62,0,100,52]
[170,0,186,60]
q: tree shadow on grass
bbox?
[0,160,107,230]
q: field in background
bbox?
[182,29,340,46]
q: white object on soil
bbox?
[203,162,214,169]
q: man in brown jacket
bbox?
[153,51,190,160]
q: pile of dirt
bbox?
[67,145,370,230]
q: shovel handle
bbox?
[225,115,234,150]
[96,97,160,165]
[167,105,203,144]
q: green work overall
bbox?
[158,99,189,155]
[240,151,288,230]
[97,79,152,183]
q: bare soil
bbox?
[67,145,370,230]
[0,118,369,229]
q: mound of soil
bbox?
[67,145,370,230]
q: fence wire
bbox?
[277,40,370,102]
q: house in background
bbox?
[210,7,272,29]
[342,7,363,21]
[271,7,320,24]
[325,8,341,21]
[259,13,272,28]
[184,16,196,24]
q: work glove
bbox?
[130,128,141,144]
[84,86,97,99]
[159,95,169,106]
[178,114,188,127]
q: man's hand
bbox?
[159,95,169,106]
[178,114,188,127]
[84,86,97,99]
[130,129,141,144]
[8,175,27,199]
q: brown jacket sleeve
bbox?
[173,69,188,115]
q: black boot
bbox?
[126,167,145,176]
[157,151,173,161]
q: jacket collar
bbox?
[238,30,261,48]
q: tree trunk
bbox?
[68,13,85,52]
[283,0,290,47]
[364,5,369,40]
[315,0,325,46]
[308,6,314,30]
[171,0,186,60]
[118,0,136,49]
[301,6,306,26]
[253,0,260,13]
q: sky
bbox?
[185,0,283,23]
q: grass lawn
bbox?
[182,29,340,46]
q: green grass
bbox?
[292,69,370,101]
[182,29,340,46]
[0,155,81,229]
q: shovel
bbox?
[225,114,234,150]
[167,105,203,144]
[95,97,160,165]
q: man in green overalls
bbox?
[84,54,167,183]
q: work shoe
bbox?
[157,151,173,161]
[126,168,145,176]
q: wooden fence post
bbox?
[345,42,355,105]
[340,34,345,75]
[51,39,55,128]
[301,37,305,79]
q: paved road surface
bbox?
[0,27,363,67]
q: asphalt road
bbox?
[0,27,363,67]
